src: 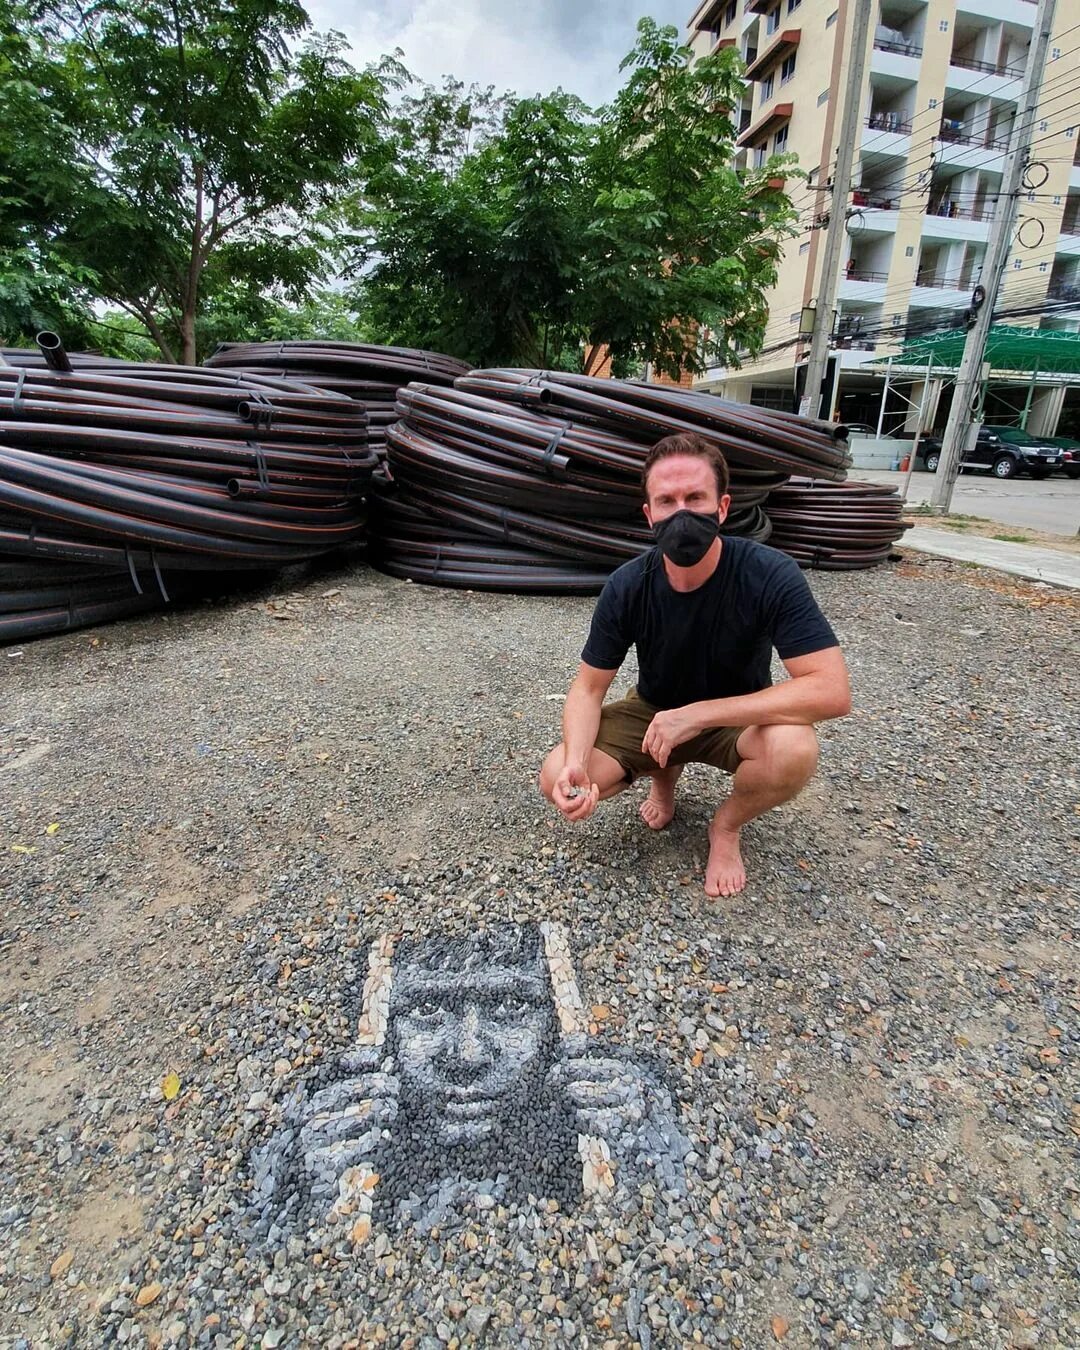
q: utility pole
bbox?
[799,0,875,420]
[930,0,1057,511]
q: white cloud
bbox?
[305,0,691,105]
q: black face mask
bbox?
[651,509,721,567]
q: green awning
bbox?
[870,325,1080,376]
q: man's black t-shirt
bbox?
[580,538,838,710]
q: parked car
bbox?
[1043,435,1080,479]
[897,426,1062,478]
[984,428,1065,479]
[891,426,1001,474]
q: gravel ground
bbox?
[1,549,1077,1349]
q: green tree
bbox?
[358,18,797,376]
[583,17,796,376]
[8,0,397,362]
[0,1,99,341]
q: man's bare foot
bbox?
[705,821,746,897]
[639,779,676,831]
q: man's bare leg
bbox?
[639,764,683,831]
[706,725,819,898]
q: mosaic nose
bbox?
[453,1004,489,1064]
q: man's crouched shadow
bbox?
[249,923,690,1241]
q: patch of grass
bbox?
[991,533,1032,544]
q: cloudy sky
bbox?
[305,1,693,106]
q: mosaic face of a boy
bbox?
[392,962,555,1147]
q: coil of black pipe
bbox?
[368,371,859,593]
[204,341,473,458]
[764,479,912,570]
[456,369,852,481]
[0,339,376,641]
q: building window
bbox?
[800,241,811,253]
[1054,195,1062,205]
[724,0,737,27]
[1040,261,1048,271]
[905,246,914,256]
[892,314,903,327]
[780,53,797,84]
[1052,47,1061,59]
[929,98,938,109]
[939,20,948,31]
[826,10,838,27]
[789,312,801,324]
[762,73,775,101]
[818,89,829,105]
[1013,258,1022,269]
[754,145,768,168]
[767,7,781,35]
[787,0,802,11]
[1039,120,1048,132]
[774,124,789,153]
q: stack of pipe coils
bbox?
[0,337,377,640]
[205,341,472,458]
[369,369,851,593]
[764,478,912,570]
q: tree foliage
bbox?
[0,1,99,339]
[358,18,798,376]
[3,0,397,360]
[4,5,798,374]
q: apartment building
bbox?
[686,0,1080,434]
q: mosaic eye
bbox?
[491,998,534,1021]
[408,998,446,1021]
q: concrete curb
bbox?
[901,528,1080,591]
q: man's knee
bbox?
[757,724,819,786]
[538,747,562,800]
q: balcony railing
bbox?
[915,273,972,290]
[948,53,1024,78]
[873,37,923,58]
[1059,220,1080,237]
[938,123,1010,152]
[852,189,899,209]
[844,267,890,282]
[866,112,913,135]
[926,201,996,222]
[1048,283,1080,302]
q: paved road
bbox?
[854,469,1080,536]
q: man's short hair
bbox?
[642,433,730,501]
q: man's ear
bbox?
[717,493,732,524]
[642,501,653,527]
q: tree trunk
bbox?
[134,304,178,365]
[180,164,204,365]
[180,307,197,365]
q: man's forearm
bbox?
[688,673,850,732]
[562,681,604,766]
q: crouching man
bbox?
[539,433,851,898]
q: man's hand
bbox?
[297,1051,400,1209]
[553,759,600,821]
[641,705,700,769]
[550,1054,647,1142]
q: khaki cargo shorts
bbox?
[593,687,745,783]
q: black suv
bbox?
[911,427,1063,479]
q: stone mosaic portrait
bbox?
[250,921,689,1242]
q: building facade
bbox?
[686,0,1080,435]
